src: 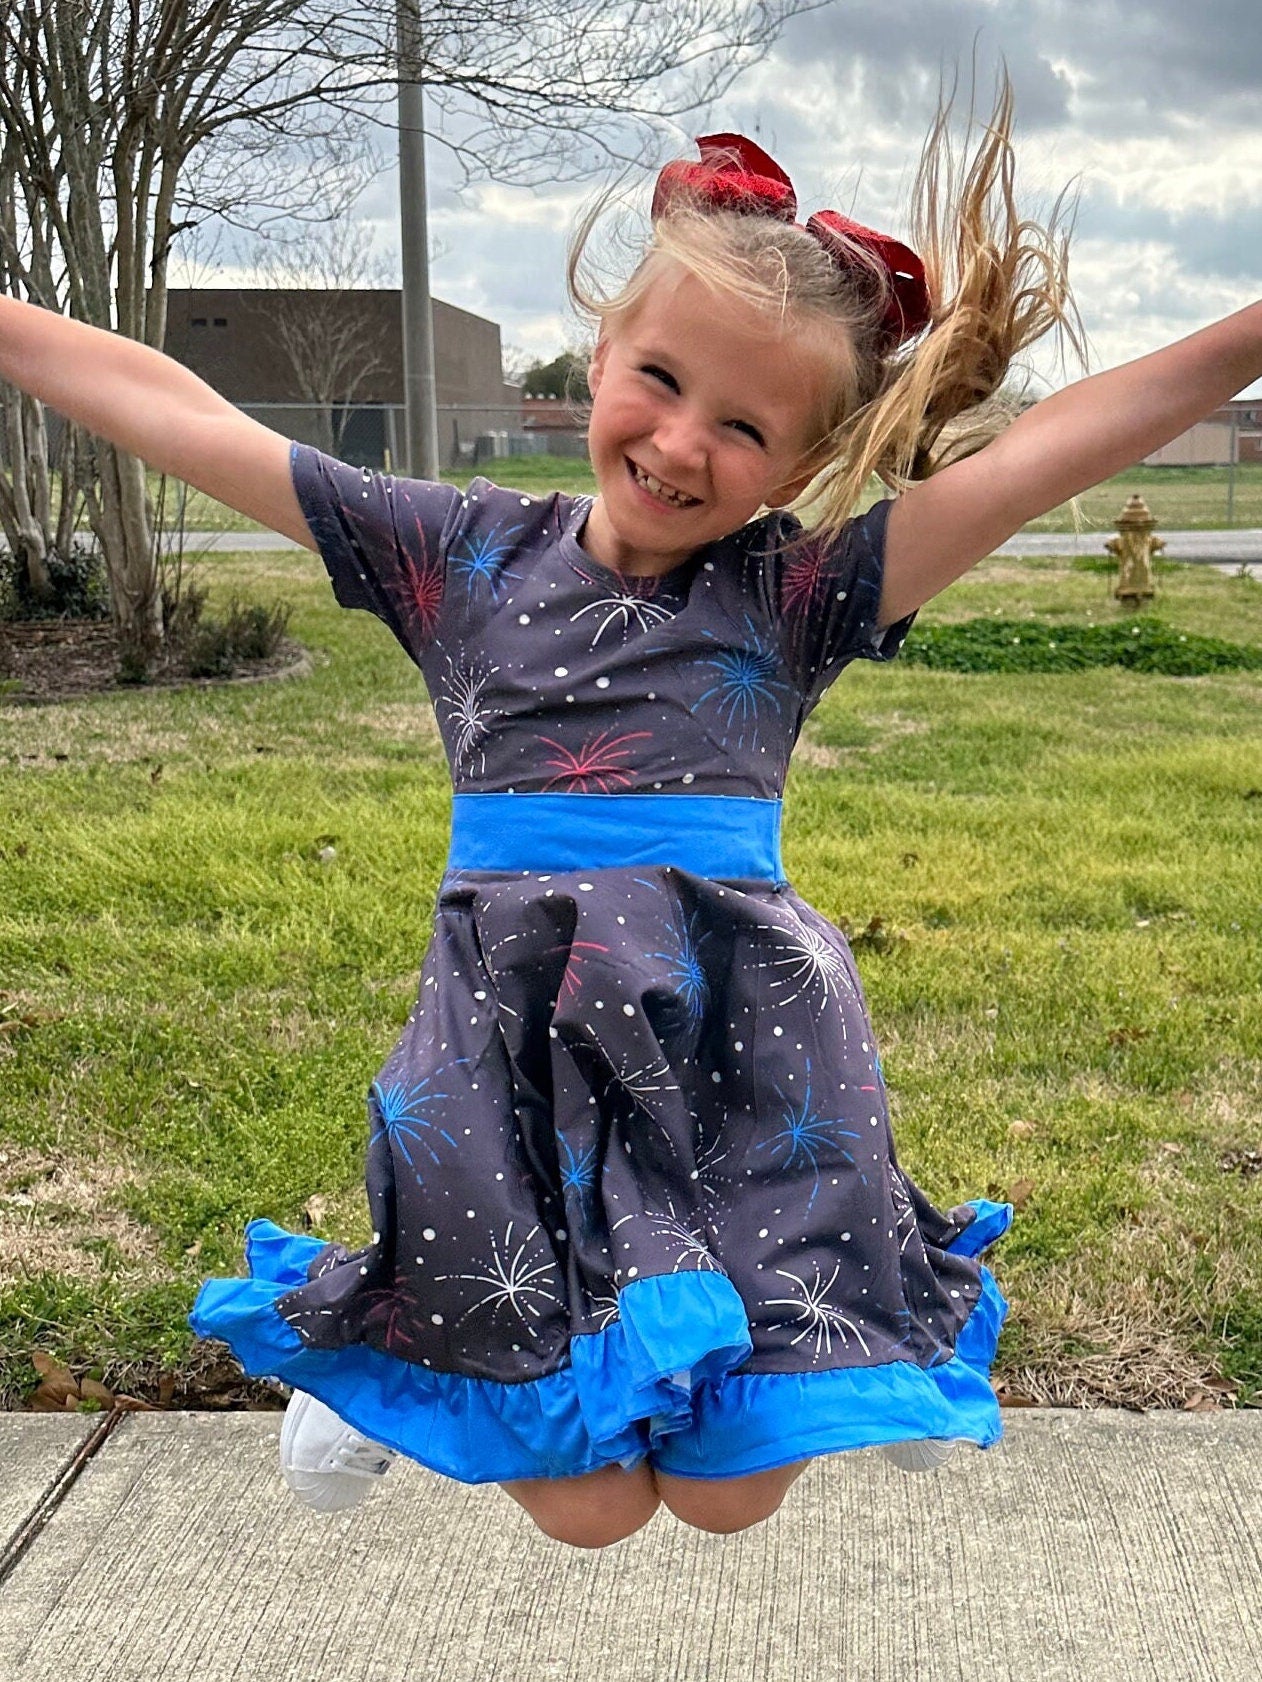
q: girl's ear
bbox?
[765,461,818,509]
[587,334,609,398]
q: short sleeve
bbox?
[763,496,917,708]
[290,442,466,664]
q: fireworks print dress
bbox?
[190,444,1011,1483]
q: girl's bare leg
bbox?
[500,1456,811,1548]
[651,1460,811,1534]
[500,1459,661,1548]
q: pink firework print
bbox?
[396,506,444,640]
[538,728,652,793]
[553,938,612,999]
[780,540,828,620]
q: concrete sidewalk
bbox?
[174,526,1262,563]
[2,1410,1259,1681]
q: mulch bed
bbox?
[0,619,306,704]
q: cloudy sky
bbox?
[195,0,1262,397]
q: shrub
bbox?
[900,618,1262,676]
[185,596,293,678]
[0,542,111,621]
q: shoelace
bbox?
[332,1437,397,1477]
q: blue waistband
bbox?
[446,792,785,881]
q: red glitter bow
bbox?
[652,133,932,347]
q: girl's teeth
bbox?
[634,465,693,506]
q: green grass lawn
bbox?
[1,547,1260,1414]
[159,458,1260,535]
[1025,462,1262,533]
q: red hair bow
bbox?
[652,133,932,347]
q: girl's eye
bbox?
[729,419,766,447]
[641,364,678,391]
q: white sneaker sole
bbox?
[881,1438,958,1473]
[279,1391,398,1513]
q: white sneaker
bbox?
[881,1437,957,1473]
[279,1390,399,1512]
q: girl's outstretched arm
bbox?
[879,299,1262,626]
[0,295,314,549]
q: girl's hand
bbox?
[879,298,1262,625]
[0,295,315,549]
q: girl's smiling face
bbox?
[581,265,833,577]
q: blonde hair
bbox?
[568,76,1082,546]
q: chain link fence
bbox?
[235,402,588,472]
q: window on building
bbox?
[192,317,207,327]
[212,317,227,327]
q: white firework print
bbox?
[764,1260,873,1362]
[648,1210,723,1273]
[760,909,860,1015]
[439,653,500,776]
[604,1049,679,1107]
[587,1292,621,1331]
[888,1163,922,1257]
[694,1116,737,1205]
[570,578,678,648]
[614,1200,723,1274]
[436,1221,562,1336]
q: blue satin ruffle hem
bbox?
[188,1198,1012,1485]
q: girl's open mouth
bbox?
[626,458,701,509]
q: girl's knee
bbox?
[654,1460,809,1535]
[500,1463,661,1550]
[527,1502,657,1549]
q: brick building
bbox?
[164,288,520,468]
[1145,397,1262,466]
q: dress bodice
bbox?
[291,447,914,801]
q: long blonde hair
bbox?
[569,75,1082,546]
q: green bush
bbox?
[0,541,111,621]
[186,596,293,678]
[901,617,1262,676]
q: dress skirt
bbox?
[191,796,1011,1484]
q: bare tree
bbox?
[245,222,394,456]
[0,0,809,671]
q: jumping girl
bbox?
[4,85,1258,1550]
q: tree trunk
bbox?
[91,440,163,666]
[54,424,81,560]
[0,381,53,601]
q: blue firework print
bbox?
[754,1064,863,1214]
[204,446,1012,1479]
[649,902,710,1025]
[370,1071,462,1179]
[558,1130,599,1201]
[450,519,523,602]
[695,615,792,747]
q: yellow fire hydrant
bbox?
[1106,494,1164,605]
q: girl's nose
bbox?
[652,410,706,474]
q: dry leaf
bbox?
[1182,1392,1222,1414]
[302,1193,328,1229]
[29,1355,80,1412]
[1007,1177,1036,1211]
[993,1381,1038,1408]
[1008,1120,1036,1140]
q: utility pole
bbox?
[397,0,441,479]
